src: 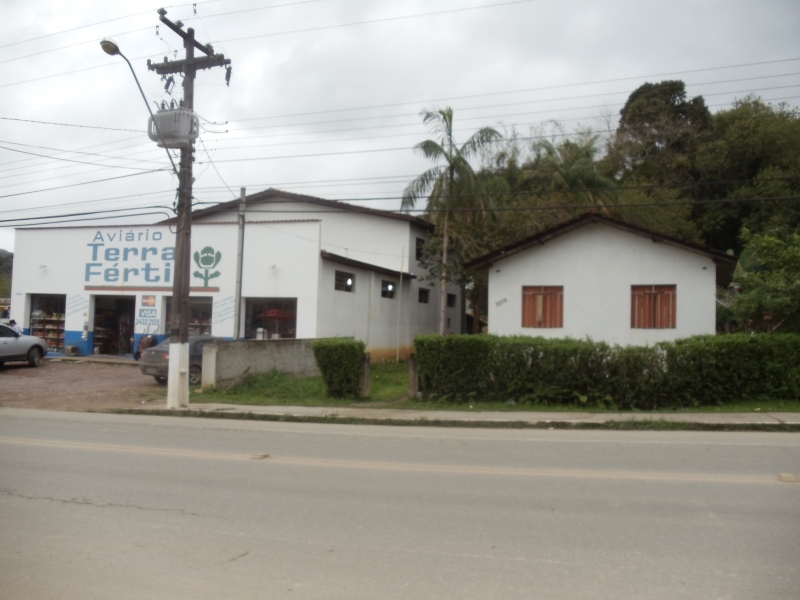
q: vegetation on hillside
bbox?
[405,83,800,333]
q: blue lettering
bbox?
[124,267,139,282]
[104,264,119,282]
[105,247,119,261]
[92,231,104,242]
[85,263,102,281]
[123,247,139,261]
[142,247,157,260]
[125,231,135,242]
[153,231,162,241]
[162,247,175,261]
[143,263,160,282]
[87,243,104,260]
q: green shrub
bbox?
[413,333,800,408]
[312,338,365,398]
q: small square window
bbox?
[447,293,457,308]
[381,280,396,299]
[335,270,355,293]
[418,288,429,304]
[631,285,676,329]
[522,286,563,328]
[415,237,425,261]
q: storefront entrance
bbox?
[93,296,135,355]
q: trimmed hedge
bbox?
[312,338,365,398]
[414,334,800,409]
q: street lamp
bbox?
[99,38,178,175]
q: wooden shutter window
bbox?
[631,285,676,329]
[522,286,563,328]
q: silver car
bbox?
[0,324,48,367]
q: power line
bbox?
[0,145,162,171]
[218,82,800,136]
[12,193,796,230]
[212,0,541,46]
[0,0,226,50]
[7,211,175,229]
[0,190,178,215]
[228,58,800,122]
[0,169,170,200]
[0,0,344,66]
[0,139,166,171]
[0,117,144,133]
[0,204,174,224]
[0,26,152,66]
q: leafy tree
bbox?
[733,229,800,333]
[607,80,711,184]
[402,108,501,335]
[692,97,800,252]
[0,249,12,298]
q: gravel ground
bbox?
[0,360,167,411]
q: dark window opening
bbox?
[381,280,396,299]
[165,297,213,336]
[418,288,430,304]
[335,270,355,292]
[447,293,457,308]
[245,298,297,339]
[415,237,425,261]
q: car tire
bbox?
[27,347,42,368]
[154,376,167,385]
[189,364,202,386]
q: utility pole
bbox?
[147,9,231,408]
[233,187,247,340]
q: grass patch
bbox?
[191,361,410,406]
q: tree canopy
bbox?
[404,86,800,333]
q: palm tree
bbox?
[402,107,501,335]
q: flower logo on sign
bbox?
[193,246,221,287]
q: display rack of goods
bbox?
[30,314,66,352]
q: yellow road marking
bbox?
[0,437,782,485]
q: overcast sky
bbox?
[1,0,799,252]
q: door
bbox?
[0,324,24,360]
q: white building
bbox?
[466,213,737,346]
[10,189,461,361]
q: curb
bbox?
[106,409,800,432]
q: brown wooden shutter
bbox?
[522,286,563,328]
[631,285,676,329]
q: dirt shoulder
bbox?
[0,360,167,411]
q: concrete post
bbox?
[408,353,419,397]
[359,352,371,398]
[201,343,217,388]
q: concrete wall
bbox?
[202,338,320,387]
[487,222,718,345]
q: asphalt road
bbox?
[1,408,798,600]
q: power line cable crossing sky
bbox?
[0,0,798,250]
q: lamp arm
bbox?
[118,51,179,176]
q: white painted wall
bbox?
[239,220,321,339]
[195,200,419,273]
[10,221,322,351]
[487,222,718,345]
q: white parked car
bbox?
[0,324,48,367]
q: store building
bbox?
[10,189,460,360]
